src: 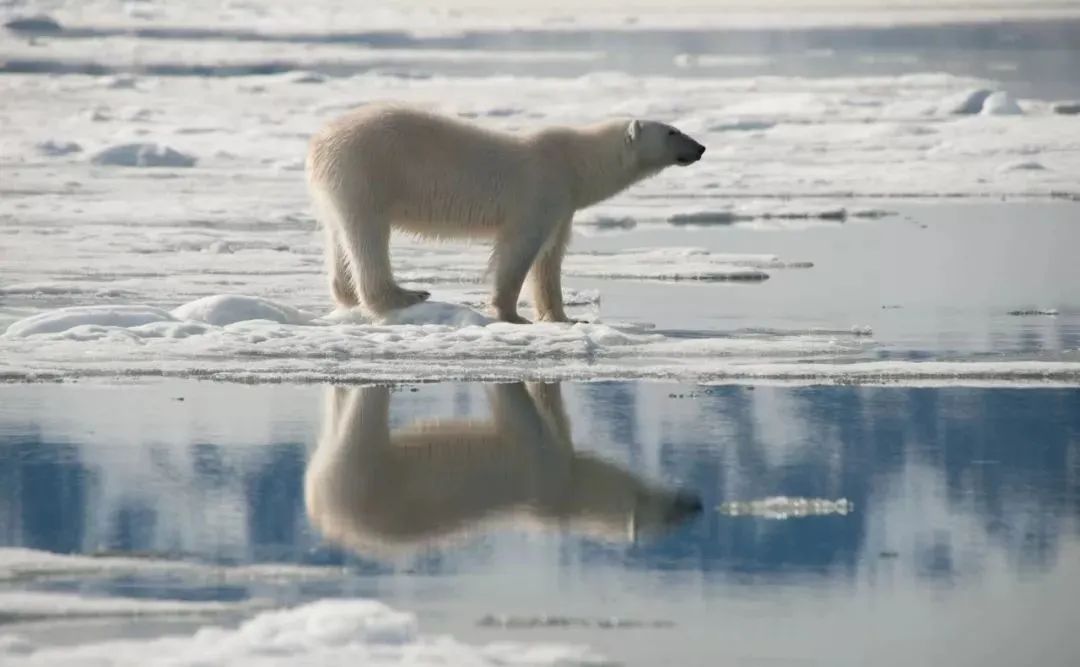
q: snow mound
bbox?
[0,599,608,666]
[981,91,1022,115]
[3,305,175,338]
[171,295,315,326]
[90,143,197,168]
[35,140,82,156]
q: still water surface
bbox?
[0,380,1077,665]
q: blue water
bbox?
[1,380,1078,664]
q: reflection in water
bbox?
[305,384,702,555]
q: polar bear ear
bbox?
[625,120,642,144]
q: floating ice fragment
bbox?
[717,496,854,519]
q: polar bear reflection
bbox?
[305,383,701,554]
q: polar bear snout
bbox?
[675,138,706,166]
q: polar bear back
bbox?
[307,104,546,237]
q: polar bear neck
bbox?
[534,122,656,211]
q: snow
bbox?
[0,598,608,666]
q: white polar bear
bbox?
[306,104,705,323]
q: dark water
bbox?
[1,380,1078,665]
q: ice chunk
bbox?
[90,143,197,168]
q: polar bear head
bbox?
[626,120,706,170]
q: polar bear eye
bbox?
[667,129,678,137]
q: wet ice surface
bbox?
[1,380,1079,666]
[5,201,1079,384]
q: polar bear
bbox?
[306,104,705,323]
[304,382,702,552]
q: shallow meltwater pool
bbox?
[0,379,1077,666]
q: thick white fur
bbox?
[304,383,701,552]
[306,104,704,323]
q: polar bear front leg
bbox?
[530,218,574,322]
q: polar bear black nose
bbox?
[696,144,706,158]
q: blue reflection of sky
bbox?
[1,383,1077,589]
